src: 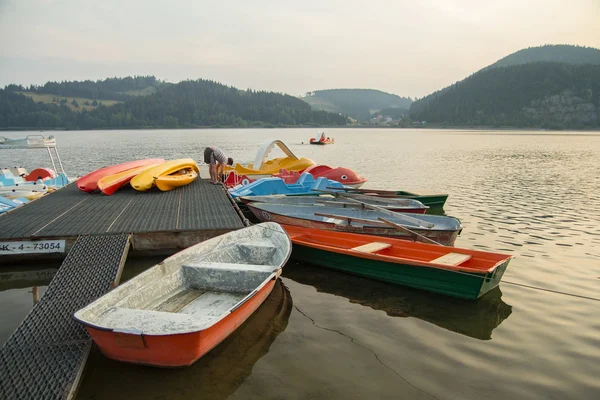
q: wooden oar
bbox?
[377,217,444,246]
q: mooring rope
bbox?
[502,280,600,302]
[250,222,600,303]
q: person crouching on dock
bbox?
[203,146,234,185]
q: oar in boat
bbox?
[325,186,399,196]
[314,188,411,205]
[337,196,442,245]
[314,199,366,209]
[312,210,443,246]
[313,188,434,228]
[377,217,444,246]
[335,195,435,229]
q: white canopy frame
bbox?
[253,139,299,169]
[0,135,67,177]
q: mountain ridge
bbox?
[0,78,348,129]
[409,62,600,129]
[301,88,412,121]
[409,44,600,128]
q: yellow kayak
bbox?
[131,158,199,191]
[155,170,198,191]
[225,156,315,176]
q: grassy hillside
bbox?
[6,76,165,102]
[301,96,340,113]
[301,89,412,121]
[16,92,120,112]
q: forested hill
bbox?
[0,79,348,129]
[301,89,412,121]
[486,45,600,69]
[6,76,164,101]
[409,62,600,129]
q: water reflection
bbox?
[77,278,292,400]
[425,205,445,216]
[0,265,58,292]
[283,262,512,340]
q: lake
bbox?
[1,128,599,399]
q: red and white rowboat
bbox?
[73,222,291,367]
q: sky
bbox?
[0,0,599,98]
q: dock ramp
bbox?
[0,233,130,399]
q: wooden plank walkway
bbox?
[0,179,247,261]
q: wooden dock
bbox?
[0,179,249,398]
[0,179,247,262]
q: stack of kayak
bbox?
[77,158,199,195]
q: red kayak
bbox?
[77,159,165,193]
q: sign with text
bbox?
[0,240,66,255]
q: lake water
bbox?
[1,128,599,399]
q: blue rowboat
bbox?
[246,202,463,246]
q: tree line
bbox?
[409,62,600,129]
[0,79,348,129]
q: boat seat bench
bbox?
[99,293,246,335]
[237,240,279,260]
[201,241,279,265]
[430,252,472,265]
[351,242,392,253]
[99,307,202,334]
[182,262,274,293]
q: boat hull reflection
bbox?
[283,261,511,340]
[77,279,292,399]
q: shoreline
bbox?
[1,125,599,132]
